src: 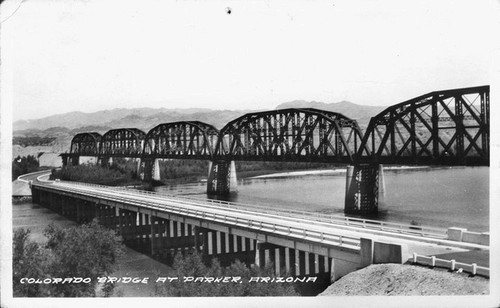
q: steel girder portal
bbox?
[356,85,489,166]
[214,108,366,163]
[143,121,219,159]
[100,128,146,157]
[70,132,102,156]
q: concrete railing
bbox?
[39,180,449,239]
[16,170,53,183]
[447,227,489,246]
[411,253,489,277]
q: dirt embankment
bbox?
[320,264,488,296]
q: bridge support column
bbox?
[69,202,77,221]
[76,200,94,224]
[53,194,62,215]
[207,160,238,195]
[142,159,161,182]
[99,156,113,168]
[344,164,384,215]
[61,155,69,167]
[97,204,116,229]
[71,156,80,166]
[153,159,161,181]
[76,202,83,223]
[31,187,40,204]
[150,216,173,258]
[136,158,142,179]
[118,209,137,245]
[198,230,256,267]
[136,213,152,253]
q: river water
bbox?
[157,166,489,232]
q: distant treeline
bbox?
[50,158,141,186]
[160,160,207,182]
[52,158,338,186]
[13,136,56,147]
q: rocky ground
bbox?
[320,263,489,296]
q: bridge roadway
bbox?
[31,177,488,277]
[42,180,484,251]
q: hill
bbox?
[276,100,386,128]
[13,108,249,131]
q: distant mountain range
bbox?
[14,108,243,132]
[12,101,387,159]
[275,100,386,126]
[14,102,386,133]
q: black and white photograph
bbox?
[1,0,499,307]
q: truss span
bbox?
[143,121,219,159]
[100,128,146,157]
[356,85,489,165]
[70,132,102,156]
[214,108,366,163]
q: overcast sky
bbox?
[2,0,498,121]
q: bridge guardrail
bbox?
[32,181,361,250]
[411,253,489,277]
[16,170,53,183]
[42,180,448,239]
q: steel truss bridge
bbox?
[65,85,489,166]
[61,85,489,214]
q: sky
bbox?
[1,0,499,121]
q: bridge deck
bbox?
[33,179,488,259]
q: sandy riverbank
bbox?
[250,166,430,179]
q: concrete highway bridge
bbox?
[60,85,489,215]
[30,175,490,291]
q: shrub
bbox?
[154,251,298,297]
[13,220,124,297]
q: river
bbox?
[156,166,489,232]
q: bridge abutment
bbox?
[344,164,384,215]
[207,160,238,195]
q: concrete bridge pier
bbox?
[31,187,40,204]
[142,159,161,182]
[134,212,155,253]
[344,164,385,215]
[198,229,257,267]
[207,160,238,195]
[117,208,136,244]
[254,242,333,278]
[135,158,142,179]
[95,204,117,230]
[70,156,80,166]
[98,156,113,168]
[61,155,69,167]
[150,218,198,263]
[52,194,63,215]
[76,200,96,223]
